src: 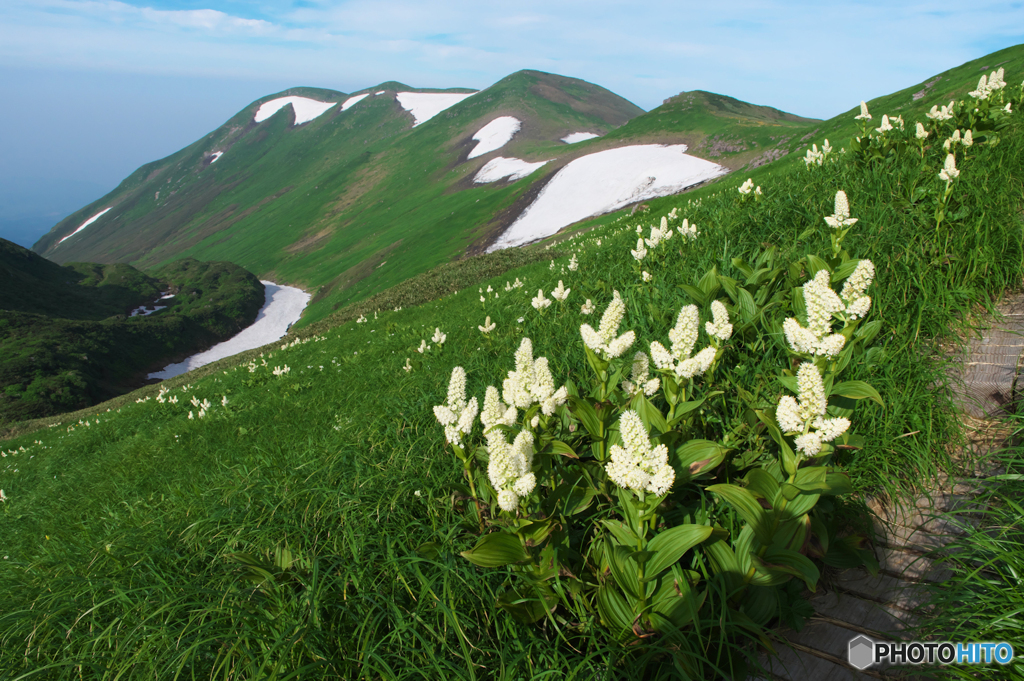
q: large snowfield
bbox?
[396,92,475,126]
[474,156,548,183]
[254,97,336,125]
[468,116,521,159]
[58,207,112,245]
[341,93,368,111]
[148,282,311,380]
[487,145,727,251]
[562,132,600,144]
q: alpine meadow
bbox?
[3,43,1024,680]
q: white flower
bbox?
[188,411,194,420]
[605,411,674,496]
[875,114,893,134]
[432,327,447,345]
[939,153,959,183]
[497,489,519,512]
[580,290,634,359]
[854,101,872,121]
[705,300,733,342]
[416,339,430,354]
[481,385,517,431]
[783,269,847,356]
[621,351,661,397]
[677,347,716,379]
[677,218,698,240]
[1005,103,1013,113]
[580,299,595,315]
[823,190,858,229]
[0,489,6,502]
[478,316,496,334]
[777,362,847,457]
[549,260,555,270]
[840,259,875,319]
[433,366,479,447]
[403,357,413,372]
[668,305,699,362]
[631,238,648,262]
[531,289,552,310]
[649,341,675,371]
[488,429,535,510]
[738,178,754,195]
[804,146,824,167]
[568,254,579,271]
[551,280,571,302]
[822,139,832,154]
[915,122,929,140]
[501,338,566,414]
[794,432,823,457]
[356,314,367,323]
[963,129,973,147]
[272,365,290,376]
[641,271,652,282]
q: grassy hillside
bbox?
[0,241,265,423]
[1,52,1021,678]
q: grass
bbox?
[0,58,1023,678]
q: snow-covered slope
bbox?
[468,117,521,159]
[57,207,111,245]
[341,93,369,111]
[396,92,476,126]
[487,145,727,251]
[562,132,600,144]
[254,96,337,125]
[474,157,548,183]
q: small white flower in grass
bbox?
[677,219,698,240]
[201,399,211,412]
[631,238,648,262]
[191,395,200,408]
[854,101,872,121]
[0,489,6,502]
[738,178,754,195]
[356,314,367,323]
[823,190,858,229]
[1005,103,1013,113]
[755,186,762,196]
[605,410,674,496]
[272,365,290,376]
[939,153,960,183]
[478,316,496,334]
[416,340,429,354]
[481,385,517,432]
[875,114,893,134]
[501,338,567,414]
[568,254,579,271]
[580,291,635,359]
[621,351,661,397]
[705,300,733,342]
[551,280,571,302]
[480,296,485,303]
[915,122,929,140]
[433,366,479,448]
[677,346,717,378]
[488,429,536,511]
[963,129,973,147]
[222,396,229,407]
[580,299,595,315]
[531,289,552,310]
[641,271,652,282]
[549,260,555,270]
[432,327,447,345]
[840,259,875,319]
[783,270,846,357]
[188,411,194,420]
[403,357,413,372]
[822,139,833,154]
[169,395,178,404]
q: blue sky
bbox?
[1,0,1022,247]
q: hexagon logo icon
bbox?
[848,635,875,670]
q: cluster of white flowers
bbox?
[854,101,872,121]
[939,153,960,183]
[272,365,290,376]
[433,366,479,448]
[875,114,904,134]
[968,68,1006,100]
[403,357,413,372]
[677,218,699,240]
[606,410,675,496]
[943,128,973,151]
[776,363,850,457]
[925,101,955,122]
[823,190,858,229]
[281,334,326,351]
[646,217,676,248]
[568,254,579,271]
[915,122,930,140]
[803,139,833,167]
[705,300,734,342]
[580,299,595,315]
[504,278,525,292]
[431,327,447,345]
[501,338,568,415]
[630,238,648,262]
[356,314,368,324]
[478,316,496,334]
[580,291,635,359]
[486,428,536,512]
[531,289,552,310]
[621,351,661,397]
[782,270,848,357]
[551,280,571,302]
[840,260,875,320]
[649,304,722,379]
[416,339,430,354]
[738,178,755,195]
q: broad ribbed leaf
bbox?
[644,525,713,578]
[460,532,529,568]
[830,380,885,407]
[708,484,774,546]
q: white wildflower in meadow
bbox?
[551,280,571,302]
[580,291,635,359]
[926,103,954,121]
[738,178,754,195]
[403,357,413,373]
[822,139,833,154]
[805,145,824,167]
[433,366,479,448]
[823,190,858,229]
[356,314,367,323]
[568,254,579,271]
[487,285,493,293]
[581,299,595,315]
[916,122,930,140]
[963,129,974,147]
[481,385,517,432]
[191,395,200,408]
[668,207,679,219]
[478,316,496,334]
[777,363,850,457]
[188,411,194,420]
[642,271,652,282]
[631,238,648,262]
[605,410,675,496]
[432,327,447,345]
[840,259,875,319]
[875,114,893,134]
[531,289,552,310]
[1005,103,1013,113]
[487,429,535,511]
[416,340,429,354]
[782,269,846,357]
[480,295,486,303]
[621,351,661,397]
[169,395,178,404]
[755,186,762,196]
[549,260,555,270]
[705,300,733,342]
[221,395,229,407]
[854,101,872,121]
[272,365,290,376]
[939,153,960,183]
[677,218,698,240]
[501,338,568,415]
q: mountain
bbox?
[33,70,817,326]
[0,238,264,423]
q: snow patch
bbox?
[58,207,112,245]
[562,132,600,144]
[209,151,224,163]
[396,91,475,126]
[341,93,368,111]
[375,90,385,95]
[130,305,166,317]
[468,116,521,159]
[148,281,310,380]
[474,157,548,184]
[487,145,727,252]
[254,96,336,125]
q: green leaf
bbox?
[597,583,635,636]
[630,393,669,435]
[497,585,557,624]
[756,409,798,477]
[601,519,640,547]
[731,257,754,279]
[829,380,884,407]
[855,319,882,345]
[744,468,781,509]
[568,396,603,438]
[805,254,830,278]
[698,266,720,298]
[675,439,729,481]
[607,542,642,599]
[550,440,579,459]
[460,532,529,568]
[736,287,757,323]
[679,284,707,307]
[644,525,714,578]
[707,484,774,547]
[751,547,820,591]
[832,258,861,282]
[823,472,853,496]
[668,391,722,427]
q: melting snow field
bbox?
[58,207,112,245]
[341,93,368,111]
[474,157,548,184]
[468,116,521,159]
[562,132,600,144]
[396,92,475,126]
[148,282,311,380]
[209,151,224,163]
[487,145,728,252]
[254,97,336,125]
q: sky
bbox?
[1,0,1022,248]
